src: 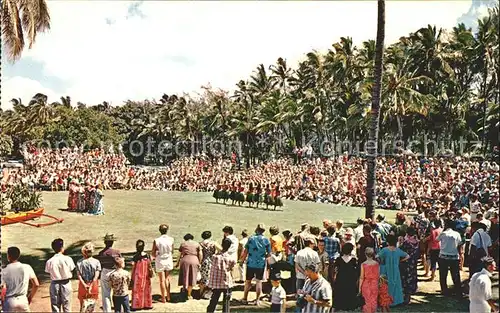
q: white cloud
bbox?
[2,76,59,110]
[5,1,473,109]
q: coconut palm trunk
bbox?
[365,0,385,219]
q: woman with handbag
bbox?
[77,242,101,312]
[130,240,153,311]
[176,234,203,300]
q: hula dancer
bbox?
[230,182,237,205]
[237,182,245,206]
[272,185,283,210]
[213,181,221,203]
[221,183,229,204]
[264,183,272,210]
[254,183,262,208]
[246,183,255,207]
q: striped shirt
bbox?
[301,276,332,313]
[208,252,235,290]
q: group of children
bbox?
[212,181,283,210]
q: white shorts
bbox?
[155,257,173,273]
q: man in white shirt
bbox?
[294,238,320,293]
[1,247,39,312]
[469,222,492,278]
[437,220,463,296]
[469,257,498,313]
[45,238,76,313]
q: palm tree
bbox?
[1,0,51,62]
[365,0,385,219]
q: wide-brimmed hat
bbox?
[103,233,118,241]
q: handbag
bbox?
[80,297,96,313]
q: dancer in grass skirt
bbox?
[229,181,237,205]
[236,182,245,206]
[264,183,272,210]
[220,182,229,204]
[213,182,221,203]
[254,183,263,208]
[272,185,283,210]
[246,182,255,207]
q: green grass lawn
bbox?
[3,191,495,312]
[2,190,396,279]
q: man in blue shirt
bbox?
[240,223,271,305]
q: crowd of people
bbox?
[2,205,499,313]
[1,146,499,212]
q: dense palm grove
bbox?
[1,6,498,165]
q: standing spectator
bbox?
[108,257,131,313]
[377,235,409,306]
[199,231,218,299]
[425,219,442,281]
[399,227,419,304]
[316,239,329,278]
[237,229,249,283]
[176,234,202,300]
[45,238,75,313]
[359,247,379,313]
[376,214,392,245]
[130,240,153,311]
[222,226,239,263]
[152,224,174,303]
[207,238,235,313]
[241,224,271,305]
[1,247,39,313]
[294,238,320,294]
[298,264,332,313]
[437,219,463,296]
[332,243,359,311]
[269,272,286,313]
[97,234,122,312]
[469,257,497,313]
[357,224,377,265]
[322,224,340,283]
[76,242,101,311]
[353,218,364,244]
[335,220,346,239]
[469,222,492,278]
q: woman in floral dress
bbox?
[199,231,217,298]
[399,227,419,304]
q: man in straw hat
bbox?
[96,234,121,313]
[240,224,271,305]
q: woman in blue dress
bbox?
[377,234,409,306]
[92,184,105,215]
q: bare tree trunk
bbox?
[365,0,385,220]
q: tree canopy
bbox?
[1,6,498,164]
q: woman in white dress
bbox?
[152,224,174,303]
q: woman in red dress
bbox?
[131,240,153,310]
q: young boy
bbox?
[108,257,131,313]
[270,272,286,313]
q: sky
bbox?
[1,0,495,110]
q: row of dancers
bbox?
[66,180,105,215]
[212,182,283,210]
